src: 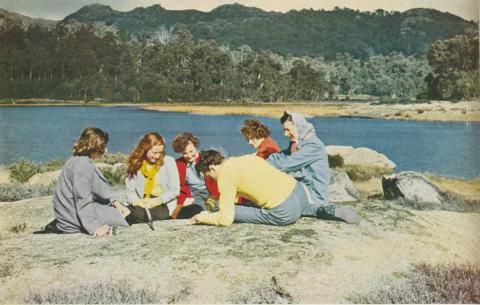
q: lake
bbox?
[0,106,479,179]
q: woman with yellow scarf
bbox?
[125,132,180,225]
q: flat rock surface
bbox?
[0,196,479,303]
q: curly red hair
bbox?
[127,132,165,178]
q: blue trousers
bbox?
[234,182,309,226]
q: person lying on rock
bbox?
[52,127,131,237]
[267,111,360,224]
[185,150,358,227]
[125,132,183,227]
[171,132,219,219]
[240,119,281,159]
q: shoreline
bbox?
[0,100,479,123]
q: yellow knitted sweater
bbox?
[196,155,296,226]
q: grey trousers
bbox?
[234,182,308,226]
[191,188,219,211]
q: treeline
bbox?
[65,4,476,59]
[0,24,477,102]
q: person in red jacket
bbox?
[238,119,281,205]
[171,132,219,219]
[241,119,281,159]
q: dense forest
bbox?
[64,4,476,59]
[0,5,478,102]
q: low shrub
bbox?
[229,277,293,304]
[26,279,166,304]
[350,263,480,303]
[101,166,126,187]
[96,153,128,165]
[8,160,41,183]
[345,164,393,182]
[8,159,65,183]
[328,154,344,168]
[0,183,54,202]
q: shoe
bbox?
[333,206,361,224]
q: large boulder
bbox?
[329,170,360,202]
[326,146,396,170]
[382,171,445,208]
[27,170,61,186]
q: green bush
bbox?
[8,159,65,183]
[96,153,128,165]
[0,183,54,201]
[345,164,393,181]
[101,166,126,187]
[328,154,344,168]
[39,159,65,172]
[8,160,41,183]
[25,279,167,304]
[350,263,480,303]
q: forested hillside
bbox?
[0,5,478,102]
[63,4,476,58]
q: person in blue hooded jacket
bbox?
[267,111,361,224]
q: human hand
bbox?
[112,201,131,218]
[206,197,216,211]
[93,225,111,238]
[183,197,195,206]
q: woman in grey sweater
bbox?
[125,132,180,225]
[53,127,130,237]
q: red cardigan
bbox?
[256,136,281,159]
[175,152,220,205]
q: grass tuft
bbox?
[95,153,128,165]
[344,164,393,182]
[350,263,480,303]
[0,183,54,202]
[25,279,168,304]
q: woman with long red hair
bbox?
[125,132,180,226]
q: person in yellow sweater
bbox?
[189,150,317,226]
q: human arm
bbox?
[195,171,236,226]
[267,141,325,173]
[125,174,141,205]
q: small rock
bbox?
[326,145,396,169]
[329,170,360,202]
[28,170,61,186]
[382,171,445,208]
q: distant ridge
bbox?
[0,4,475,58]
[0,8,57,29]
[62,3,476,58]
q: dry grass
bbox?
[353,177,384,199]
[350,263,480,303]
[425,174,480,204]
[25,279,171,304]
[143,100,480,122]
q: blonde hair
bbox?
[127,132,165,178]
[72,127,109,157]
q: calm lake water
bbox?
[0,106,479,179]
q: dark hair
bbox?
[195,150,224,173]
[72,127,109,157]
[240,119,270,140]
[171,132,200,153]
[280,111,293,124]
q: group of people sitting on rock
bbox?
[46,111,361,237]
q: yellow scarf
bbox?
[140,160,159,198]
